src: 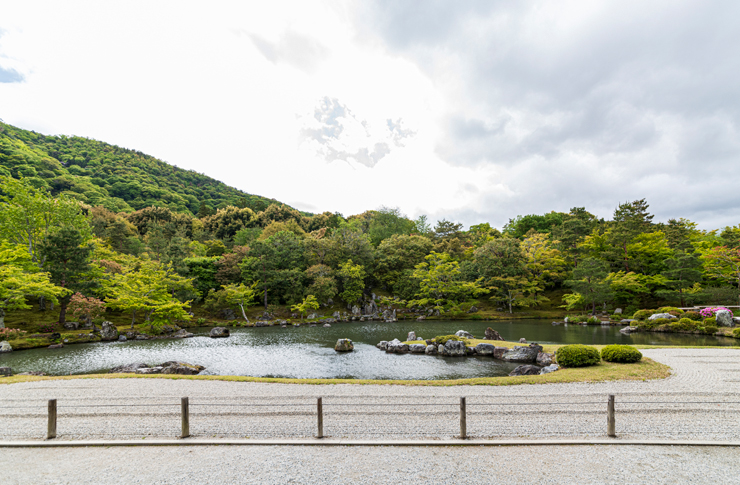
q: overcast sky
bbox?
[1,0,738,230]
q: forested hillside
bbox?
[0,121,285,215]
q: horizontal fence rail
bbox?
[0,395,738,441]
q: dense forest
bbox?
[0,121,287,215]
[1,121,740,336]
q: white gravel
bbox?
[0,348,739,442]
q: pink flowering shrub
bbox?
[699,307,734,318]
[0,328,27,340]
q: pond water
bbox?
[0,320,736,379]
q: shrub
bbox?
[733,328,740,338]
[669,320,697,332]
[700,307,734,318]
[432,335,468,345]
[586,316,600,325]
[39,324,57,333]
[678,317,692,324]
[601,345,642,363]
[684,311,702,321]
[632,309,655,321]
[651,318,672,326]
[705,325,718,335]
[658,306,684,315]
[555,344,601,368]
[703,317,717,326]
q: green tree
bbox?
[222,283,259,322]
[38,226,95,324]
[0,242,66,328]
[465,238,531,313]
[305,264,337,303]
[338,259,366,305]
[366,206,415,246]
[606,199,654,272]
[291,294,320,320]
[552,207,597,268]
[410,252,486,311]
[656,249,703,306]
[374,234,433,294]
[700,245,740,304]
[565,258,613,314]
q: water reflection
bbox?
[0,320,735,379]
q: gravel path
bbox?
[2,445,740,484]
[1,348,739,442]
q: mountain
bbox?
[0,121,287,215]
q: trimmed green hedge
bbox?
[555,344,601,368]
[632,309,656,321]
[432,335,468,345]
[601,345,642,363]
[684,311,702,321]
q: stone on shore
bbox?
[509,365,541,376]
[502,343,543,363]
[536,352,554,366]
[409,344,427,353]
[715,310,734,327]
[159,361,206,375]
[484,327,505,341]
[0,341,12,353]
[540,364,560,374]
[648,313,677,321]
[172,329,194,338]
[407,331,417,341]
[109,363,149,373]
[475,343,496,356]
[0,367,12,376]
[135,367,164,374]
[443,340,467,357]
[335,339,354,352]
[210,327,230,338]
[455,330,474,339]
[100,321,119,341]
[425,344,437,355]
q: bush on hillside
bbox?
[658,306,684,315]
[601,345,642,363]
[684,311,702,321]
[555,344,601,368]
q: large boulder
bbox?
[407,331,417,341]
[0,341,12,353]
[387,341,409,354]
[335,339,354,352]
[409,344,427,353]
[376,341,389,350]
[210,327,230,338]
[536,352,554,366]
[63,321,79,330]
[715,310,734,327]
[425,344,437,355]
[475,343,496,356]
[159,361,205,375]
[109,363,149,373]
[443,340,467,357]
[100,321,119,341]
[648,313,677,321]
[501,343,543,363]
[493,347,508,359]
[540,364,560,375]
[509,365,541,376]
[455,330,474,339]
[620,326,638,334]
[484,327,505,341]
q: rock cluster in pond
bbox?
[210,327,230,338]
[334,339,354,352]
[109,361,205,375]
[501,343,543,363]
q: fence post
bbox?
[460,397,467,439]
[47,399,57,440]
[317,397,324,439]
[181,397,190,438]
[607,394,615,438]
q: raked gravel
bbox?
[1,348,739,442]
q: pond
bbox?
[0,320,736,379]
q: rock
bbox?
[159,361,205,375]
[475,343,496,355]
[135,367,164,374]
[409,344,427,353]
[17,371,46,376]
[47,343,64,349]
[50,332,61,340]
[437,344,445,354]
[733,317,740,325]
[519,338,527,343]
[715,310,734,327]
[416,316,426,321]
[221,308,236,320]
[63,321,79,330]
[614,308,623,314]
[323,323,331,328]
[536,352,554,366]
[407,331,417,341]
[307,313,318,320]
[332,311,341,319]
[118,335,127,342]
[619,326,637,334]
[125,332,137,340]
[109,363,149,373]
[502,343,543,363]
[484,327,505,341]
[100,321,119,341]
[493,347,507,359]
[648,313,677,321]
[0,367,12,376]
[210,327,230,338]
[455,330,474,339]
[376,341,389,350]
[540,364,560,375]
[564,317,569,323]
[135,335,149,340]
[425,344,437,355]
[443,340,467,357]
[620,319,636,324]
[172,329,194,338]
[351,305,361,316]
[509,365,541,376]
[334,339,354,352]
[551,321,561,326]
[0,341,12,353]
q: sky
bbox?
[1,0,739,230]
